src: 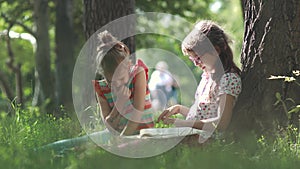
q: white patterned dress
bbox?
[186,72,242,120]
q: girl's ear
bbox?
[214,46,221,55]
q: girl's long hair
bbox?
[182,20,241,101]
[182,20,241,78]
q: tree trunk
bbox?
[5,28,24,107]
[230,0,300,135]
[0,69,14,116]
[83,0,135,51]
[55,0,75,117]
[0,70,14,102]
[33,0,56,114]
[32,69,42,106]
[15,64,23,106]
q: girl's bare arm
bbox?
[121,67,146,136]
[161,94,235,131]
[157,104,190,123]
[97,95,121,132]
[194,94,235,131]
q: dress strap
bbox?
[92,80,107,99]
[131,59,149,84]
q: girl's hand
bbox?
[105,113,121,134]
[157,104,181,123]
[162,117,176,125]
[114,85,131,111]
[105,111,118,124]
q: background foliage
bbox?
[0,0,244,111]
[0,0,299,168]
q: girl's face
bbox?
[187,52,204,69]
[188,51,218,72]
[199,52,218,72]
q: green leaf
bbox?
[273,100,280,106]
[288,105,300,114]
[286,98,296,104]
[284,77,296,82]
[275,92,281,100]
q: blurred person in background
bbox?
[149,61,178,112]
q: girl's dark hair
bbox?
[96,30,130,76]
[182,20,241,75]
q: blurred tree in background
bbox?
[0,0,244,120]
[55,0,76,117]
[33,0,55,115]
[0,0,36,115]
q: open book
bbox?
[138,127,210,139]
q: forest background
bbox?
[0,0,299,168]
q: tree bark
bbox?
[33,0,56,114]
[229,0,300,135]
[0,70,14,102]
[0,15,24,107]
[0,69,15,116]
[5,28,24,107]
[83,0,135,51]
[55,0,75,117]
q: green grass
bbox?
[0,106,299,169]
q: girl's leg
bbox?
[37,129,111,152]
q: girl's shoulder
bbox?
[131,59,149,81]
[221,72,241,81]
[132,59,148,71]
[218,72,242,97]
[92,79,111,98]
[92,79,109,89]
